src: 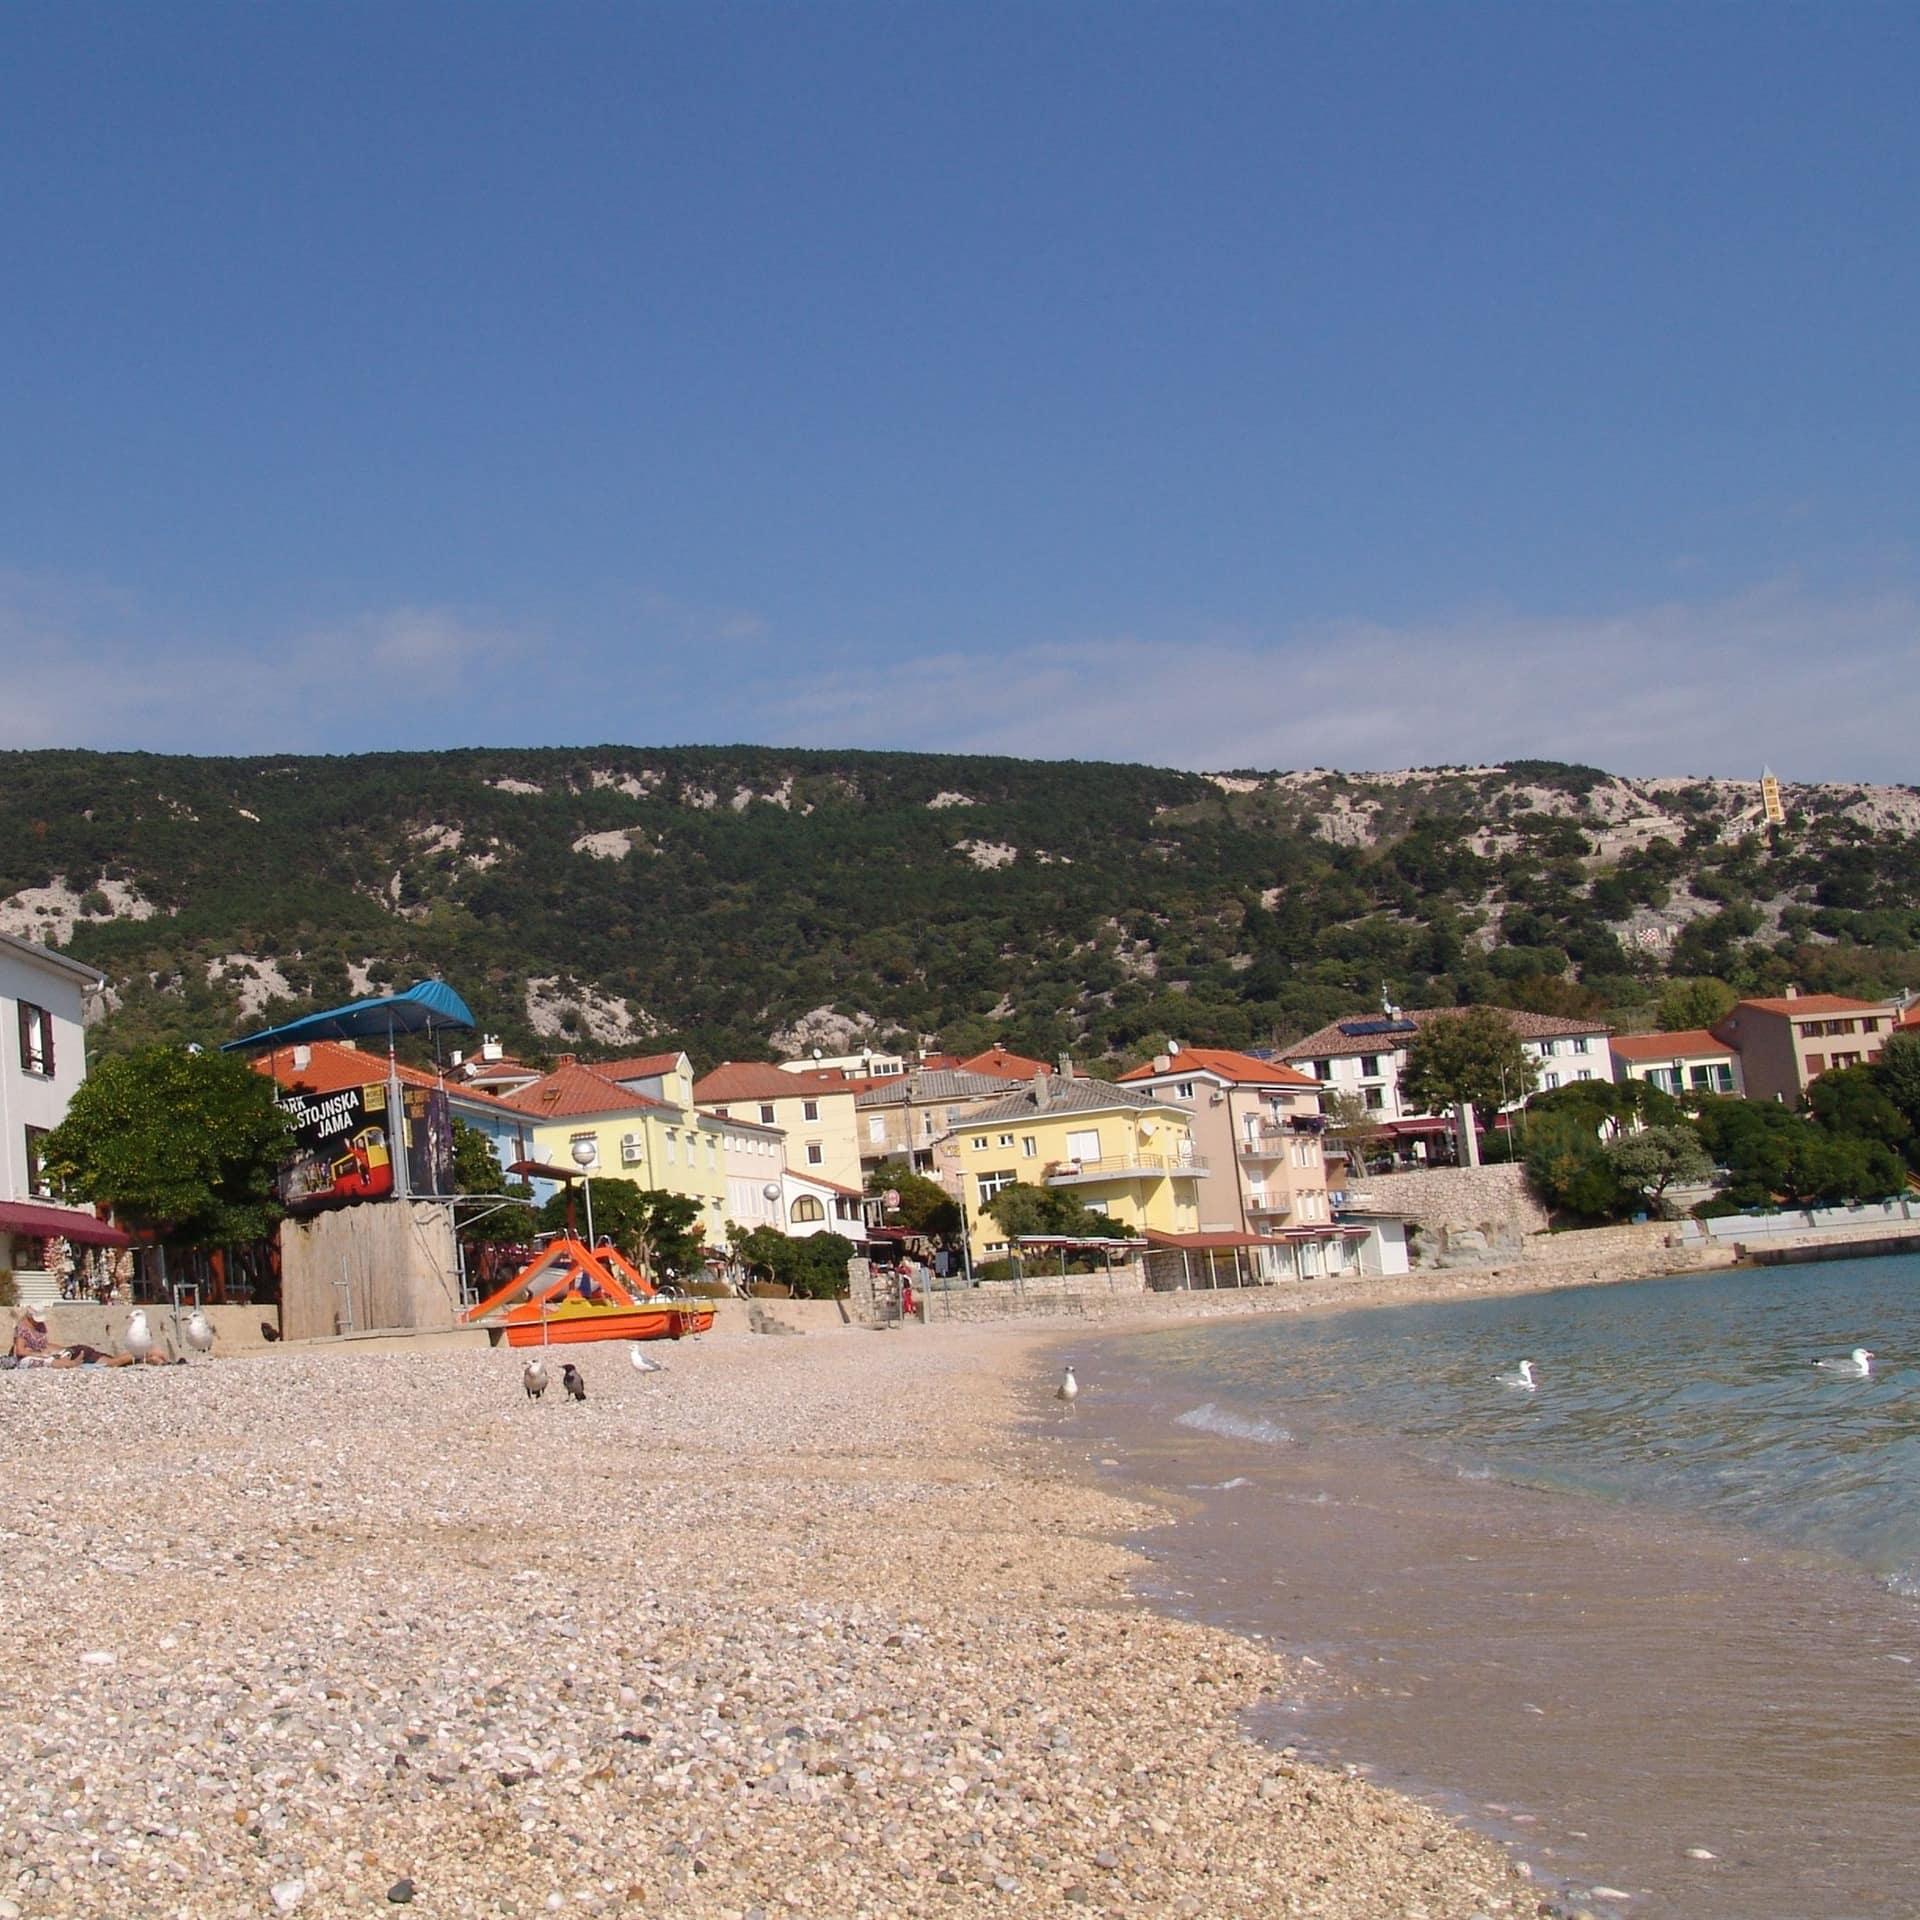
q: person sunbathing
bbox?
[10,1305,171,1368]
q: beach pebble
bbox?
[387,1875,416,1902]
[269,1878,306,1913]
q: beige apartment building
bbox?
[853,1066,1015,1175]
[694,1061,863,1191]
[1710,993,1897,1104]
[1119,1044,1336,1237]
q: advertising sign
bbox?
[402,1085,454,1198]
[278,1083,395,1213]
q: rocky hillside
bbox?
[2,748,1915,1067]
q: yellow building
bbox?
[693,1061,863,1191]
[934,1071,1207,1258]
[501,1058,732,1255]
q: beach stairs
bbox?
[745,1299,805,1337]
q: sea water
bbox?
[1069,1256,1920,1920]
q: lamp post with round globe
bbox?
[571,1136,598,1249]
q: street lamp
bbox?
[571,1137,598,1248]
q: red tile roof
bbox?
[1119,1045,1318,1089]
[957,1047,1054,1080]
[1610,1029,1735,1061]
[255,1039,451,1096]
[499,1061,675,1121]
[1281,1006,1609,1060]
[1729,994,1887,1017]
[693,1061,851,1102]
[596,1050,688,1080]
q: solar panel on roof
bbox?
[1336,1017,1418,1038]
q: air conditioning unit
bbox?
[620,1135,645,1165]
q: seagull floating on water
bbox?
[1056,1364,1079,1406]
[1496,1360,1537,1392]
[1813,1347,1875,1377]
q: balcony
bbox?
[1045,1152,1210,1186]
[1245,1193,1291,1218]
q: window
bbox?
[1360,1055,1380,1078]
[790,1195,825,1224]
[806,1142,824,1166]
[17,1003,54,1077]
[997,1132,1014,1148]
[1537,1039,1558,1059]
[707,1137,718,1169]
[1804,1053,1826,1079]
[1313,1059,1332,1081]
[976,1168,1017,1203]
[1065,1128,1102,1164]
[1713,1064,1735,1093]
[1080,1198,1109,1217]
[1833,1052,1862,1071]
[868,1116,886,1142]
[24,1126,50,1198]
[1864,1017,1883,1034]
[1572,1037,1589,1054]
[1175,1080,1195,1099]
[803,1100,819,1122]
[1021,1135,1037,1157]
[1542,1071,1560,1090]
[1576,1069,1593,1082]
[971,1136,988,1151]
[1363,1087,1384,1111]
[759,1104,777,1126]
[664,1131,677,1165]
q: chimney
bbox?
[1784,986,1798,1000]
[1057,1052,1074,1079]
[1032,1070,1050,1112]
[558,1052,577,1067]
[291,1044,311,1071]
[450,1049,464,1068]
[1153,1054,1171,1074]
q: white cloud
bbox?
[767,581,1920,782]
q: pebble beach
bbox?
[0,1320,1532,1920]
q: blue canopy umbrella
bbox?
[221,979,477,1053]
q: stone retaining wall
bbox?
[1362,1163,1549,1248]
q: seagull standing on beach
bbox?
[184,1310,215,1356]
[124,1309,154,1364]
[1497,1360,1537,1392]
[628,1344,664,1373]
[523,1357,549,1400]
[1057,1364,1079,1407]
[1813,1347,1875,1377]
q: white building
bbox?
[1279,1008,1616,1152]
[0,932,121,1296]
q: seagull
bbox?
[1056,1364,1079,1407]
[124,1309,154,1363]
[628,1344,664,1373]
[183,1310,214,1356]
[1813,1347,1875,1377]
[522,1357,549,1400]
[1497,1360,1537,1392]
[561,1363,587,1403]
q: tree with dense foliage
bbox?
[1523,1110,1625,1220]
[1400,1010,1539,1129]
[536,1178,705,1278]
[1605,1126,1715,1216]
[865,1166,961,1237]
[1807,1066,1913,1166]
[1690,1098,1905,1209]
[982,1181,1117,1243]
[450,1119,536,1242]
[729,1225,856,1298]
[40,1046,291,1248]
[1655,977,1739,1032]
[1872,1031,1920,1135]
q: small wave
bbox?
[1186,1475,1255,1491]
[1174,1402,1292,1446]
[1455,1464,1495,1483]
[1880,1563,1920,1602]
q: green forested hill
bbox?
[3,746,1917,1067]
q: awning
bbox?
[222,980,476,1054]
[0,1200,132,1248]
[1143,1230,1271,1251]
[1383,1116,1457,1137]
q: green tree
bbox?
[537,1178,706,1278]
[41,1045,292,1248]
[727,1225,854,1298]
[1655,976,1738,1033]
[450,1119,536,1242]
[1872,1030,1920,1129]
[865,1166,961,1237]
[1605,1125,1715,1216]
[1523,1110,1626,1220]
[1808,1066,1913,1165]
[1400,1009,1538,1128]
[983,1181,1115,1242]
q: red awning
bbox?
[1144,1230,1271,1251]
[0,1200,132,1248]
[1383,1116,1456,1137]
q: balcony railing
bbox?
[1238,1122,1326,1157]
[1045,1152,1210,1185]
[1245,1193,1291,1216]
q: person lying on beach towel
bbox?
[9,1305,173,1368]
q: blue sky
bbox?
[2,3,1915,777]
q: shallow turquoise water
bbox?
[1130,1253,1920,1592]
